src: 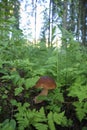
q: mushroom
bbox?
[34,76,56,104]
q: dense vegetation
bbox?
[0,0,87,130]
[0,28,87,130]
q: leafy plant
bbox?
[0,119,16,130]
[68,73,87,121]
[73,102,87,122]
[14,103,48,130]
[0,20,87,130]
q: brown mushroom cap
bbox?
[35,76,56,90]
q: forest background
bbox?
[0,0,87,130]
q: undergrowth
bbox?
[0,29,87,130]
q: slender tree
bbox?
[80,0,87,46]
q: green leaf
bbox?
[2,94,8,99]
[73,102,87,122]
[9,119,16,130]
[25,76,39,89]
[15,86,24,96]
[68,76,87,102]
[10,99,18,106]
[34,123,48,130]
[0,119,16,130]
[47,112,56,130]
[53,111,67,126]
[77,110,86,122]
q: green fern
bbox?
[0,119,16,130]
[73,102,87,122]
[68,76,87,102]
[15,104,48,130]
[47,111,56,130]
[53,111,68,126]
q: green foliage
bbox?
[47,112,56,130]
[73,102,87,122]
[82,127,87,130]
[14,103,48,130]
[0,16,87,129]
[46,87,64,113]
[68,76,87,102]
[47,111,72,130]
[11,102,71,130]
[53,111,72,126]
[1,1,87,129]
[68,67,87,122]
[0,119,16,130]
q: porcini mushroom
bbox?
[34,76,56,103]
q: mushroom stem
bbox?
[39,88,48,96]
[34,89,48,103]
